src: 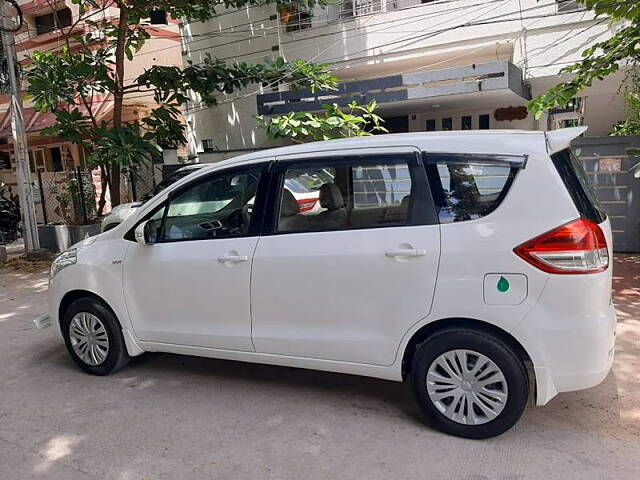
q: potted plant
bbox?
[37,171,101,252]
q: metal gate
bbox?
[573,136,640,253]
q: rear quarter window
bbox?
[424,154,521,223]
[550,148,607,224]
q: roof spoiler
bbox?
[545,126,588,154]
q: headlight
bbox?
[50,248,78,278]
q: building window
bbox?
[441,118,453,131]
[550,97,582,114]
[479,114,490,130]
[0,151,10,170]
[426,119,436,132]
[461,116,472,130]
[35,8,72,35]
[149,9,168,25]
[279,3,312,32]
[556,0,583,13]
[202,139,216,152]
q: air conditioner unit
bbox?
[202,139,216,152]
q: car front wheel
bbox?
[61,297,130,375]
[410,328,529,439]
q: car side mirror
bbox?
[134,220,158,245]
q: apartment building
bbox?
[182,0,627,161]
[0,0,182,189]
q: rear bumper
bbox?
[513,290,616,406]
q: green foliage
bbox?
[528,1,640,119]
[139,56,338,106]
[142,106,187,149]
[27,48,115,112]
[257,100,388,142]
[86,124,162,169]
[24,0,340,207]
[125,0,330,23]
[611,70,640,136]
[41,109,92,145]
[25,0,339,169]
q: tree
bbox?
[528,1,640,120]
[256,100,387,142]
[611,70,640,136]
[26,0,338,213]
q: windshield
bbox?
[151,167,202,196]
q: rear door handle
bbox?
[385,248,427,258]
[218,254,249,263]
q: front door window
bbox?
[149,168,262,242]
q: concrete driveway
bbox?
[1,255,639,480]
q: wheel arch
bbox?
[58,289,144,357]
[58,290,118,329]
[401,317,533,382]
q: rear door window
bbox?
[270,153,436,233]
[550,148,607,224]
[424,154,522,223]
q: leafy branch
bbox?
[257,100,388,142]
[528,0,640,119]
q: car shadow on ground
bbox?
[126,350,423,421]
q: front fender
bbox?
[48,239,144,356]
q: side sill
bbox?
[137,341,403,382]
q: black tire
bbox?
[61,297,130,375]
[409,328,528,439]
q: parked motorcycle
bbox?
[0,183,21,245]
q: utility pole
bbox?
[1,0,40,252]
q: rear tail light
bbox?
[514,218,609,274]
[297,198,318,213]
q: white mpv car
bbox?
[39,128,616,438]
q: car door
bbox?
[250,148,441,366]
[122,162,269,351]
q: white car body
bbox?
[43,129,616,437]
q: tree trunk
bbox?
[108,5,129,207]
[96,164,109,217]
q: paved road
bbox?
[1,256,639,480]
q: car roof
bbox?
[189,129,588,179]
[193,130,573,172]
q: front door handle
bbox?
[385,248,426,258]
[218,254,249,263]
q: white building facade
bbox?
[181,0,627,161]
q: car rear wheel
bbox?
[409,328,528,439]
[61,298,130,375]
